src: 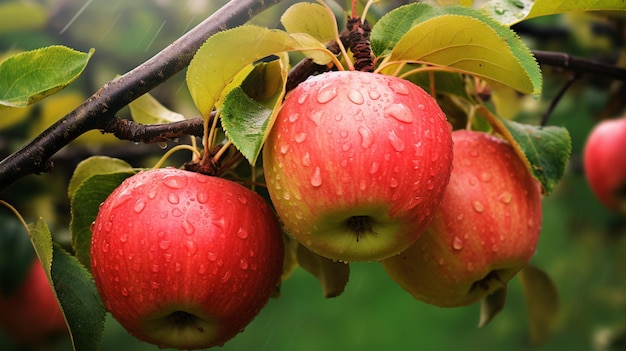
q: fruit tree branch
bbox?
[532,50,626,81]
[0,0,283,192]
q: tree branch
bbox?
[0,0,283,192]
[532,50,626,81]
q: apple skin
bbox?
[381,130,543,307]
[0,259,68,347]
[583,116,626,214]
[263,71,453,262]
[90,168,284,350]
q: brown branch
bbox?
[0,0,283,192]
[533,50,626,81]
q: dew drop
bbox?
[168,192,180,205]
[175,262,182,272]
[388,130,406,152]
[220,270,232,283]
[147,187,158,199]
[162,174,187,189]
[417,104,425,111]
[237,227,249,239]
[308,110,323,126]
[151,264,160,273]
[452,236,464,250]
[184,240,198,256]
[119,233,128,243]
[280,143,290,155]
[388,80,410,95]
[171,208,183,217]
[480,172,492,182]
[472,201,485,213]
[151,280,160,289]
[133,199,146,214]
[310,167,322,187]
[198,264,207,274]
[289,113,299,122]
[197,191,209,204]
[384,103,414,123]
[348,89,365,105]
[368,162,380,174]
[207,251,217,262]
[358,126,375,149]
[317,84,338,103]
[104,221,113,232]
[389,178,399,188]
[239,258,249,270]
[302,152,311,166]
[181,219,195,235]
[121,287,129,297]
[294,133,307,143]
[212,216,226,230]
[298,92,309,104]
[498,191,513,204]
[159,240,171,250]
[368,90,381,100]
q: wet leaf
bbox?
[221,56,288,164]
[296,244,350,298]
[129,92,185,125]
[480,0,534,26]
[280,2,337,42]
[0,46,93,108]
[29,219,106,351]
[478,287,507,327]
[525,0,626,23]
[488,117,572,194]
[371,4,541,95]
[520,265,560,346]
[186,25,333,119]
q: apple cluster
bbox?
[90,168,284,350]
[583,115,626,214]
[264,70,544,307]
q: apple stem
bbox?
[346,17,374,72]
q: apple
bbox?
[90,168,284,350]
[583,115,626,214]
[0,259,68,347]
[263,70,453,262]
[381,130,543,307]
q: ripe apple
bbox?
[90,168,284,350]
[583,116,626,214]
[263,70,453,262]
[0,259,68,347]
[381,130,543,307]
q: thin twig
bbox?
[533,50,626,81]
[540,73,580,126]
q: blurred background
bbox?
[1,0,626,350]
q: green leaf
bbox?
[478,287,507,327]
[371,4,541,95]
[479,0,534,26]
[0,2,47,33]
[221,55,288,164]
[490,118,572,194]
[525,0,626,23]
[29,219,106,351]
[520,264,560,346]
[70,171,135,271]
[0,46,94,108]
[128,92,185,125]
[186,25,333,118]
[296,244,350,298]
[280,2,338,43]
[68,156,134,199]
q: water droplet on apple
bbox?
[384,103,413,123]
[280,143,290,155]
[480,172,492,182]
[102,240,110,253]
[310,167,322,187]
[388,80,409,95]
[220,270,232,283]
[212,216,226,229]
[298,92,309,104]
[437,257,445,266]
[237,195,247,205]
[466,262,474,271]
[198,264,207,274]
[348,89,365,105]
[302,152,311,166]
[342,142,352,152]
[171,208,183,217]
[167,192,180,205]
[452,236,464,250]
[121,287,129,297]
[283,192,291,200]
[472,201,485,213]
[317,84,338,103]
[291,132,306,144]
[162,174,188,189]
[358,126,375,149]
[184,240,198,256]
[417,104,426,111]
[151,264,160,273]
[239,258,249,270]
[469,149,479,157]
[308,110,323,126]
[133,199,146,213]
[388,130,406,152]
[119,233,128,243]
[237,227,249,239]
[104,221,113,232]
[368,90,381,100]
[197,191,209,204]
[389,178,399,188]
[289,113,299,122]
[498,191,513,204]
[147,186,158,199]
[151,281,159,289]
[368,161,380,174]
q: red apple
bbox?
[0,259,68,347]
[381,130,543,307]
[90,168,284,349]
[583,116,626,214]
[263,71,453,262]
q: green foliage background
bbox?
[1,0,625,350]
